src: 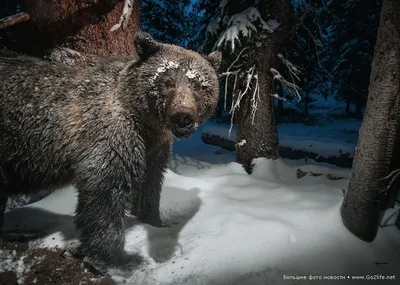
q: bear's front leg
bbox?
[74,147,144,267]
[134,167,166,227]
[132,143,170,228]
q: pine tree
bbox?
[141,0,192,47]
[330,0,381,118]
[201,0,295,172]
[340,0,400,242]
[279,1,332,118]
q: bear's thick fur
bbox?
[0,31,221,266]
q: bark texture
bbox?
[340,0,400,242]
[235,0,291,172]
[11,0,140,65]
[235,47,280,172]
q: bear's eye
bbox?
[164,78,175,88]
[200,84,208,91]
[191,80,207,92]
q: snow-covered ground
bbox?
[3,123,400,285]
[203,118,360,158]
[204,96,362,158]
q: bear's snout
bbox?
[169,110,197,139]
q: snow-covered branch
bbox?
[278,53,302,81]
[227,65,258,136]
[215,6,279,52]
[110,0,135,32]
[271,93,288,102]
[219,46,261,137]
[270,53,303,102]
[270,68,302,102]
[220,47,249,112]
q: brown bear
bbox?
[0,31,221,267]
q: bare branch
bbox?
[270,68,302,102]
[0,12,30,30]
[110,0,135,32]
[219,46,249,111]
[271,93,288,102]
[235,139,247,147]
[277,53,302,81]
[228,65,256,136]
[301,23,322,65]
[250,73,260,124]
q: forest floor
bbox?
[0,236,115,285]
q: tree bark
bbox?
[383,130,400,209]
[340,0,400,242]
[235,0,291,173]
[236,47,279,172]
[10,0,141,65]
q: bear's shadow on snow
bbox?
[3,186,202,265]
[168,152,210,174]
[2,206,76,242]
[136,187,202,263]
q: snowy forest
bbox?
[0,0,399,284]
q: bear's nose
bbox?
[172,113,195,129]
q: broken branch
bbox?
[110,0,135,32]
[0,12,30,30]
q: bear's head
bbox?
[124,31,222,139]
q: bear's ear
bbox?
[205,51,222,72]
[134,31,161,60]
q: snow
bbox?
[149,60,180,86]
[3,123,400,285]
[0,249,31,284]
[217,7,279,51]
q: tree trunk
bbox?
[304,91,309,115]
[236,47,279,172]
[355,93,364,119]
[235,0,291,173]
[11,0,140,66]
[340,0,400,242]
[383,130,400,209]
[345,97,351,115]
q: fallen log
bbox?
[201,132,354,168]
[0,12,30,30]
[201,133,236,151]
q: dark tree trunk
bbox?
[383,129,400,209]
[235,0,291,173]
[340,0,400,242]
[345,97,351,114]
[304,91,309,115]
[216,98,224,119]
[10,0,141,65]
[236,47,279,172]
[355,94,364,119]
